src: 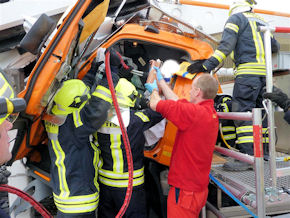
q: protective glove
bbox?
[118,66,133,80]
[145,80,158,94]
[0,166,11,185]
[263,88,290,112]
[153,66,163,81]
[89,60,104,76]
[187,59,208,74]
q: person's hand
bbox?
[153,66,163,81]
[263,88,290,112]
[150,59,161,68]
[187,59,208,74]
[145,80,158,94]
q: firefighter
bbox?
[94,78,163,218]
[0,71,26,218]
[187,0,280,171]
[214,94,236,148]
[263,88,290,124]
[44,60,119,217]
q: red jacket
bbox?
[157,99,219,191]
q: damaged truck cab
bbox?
[8,0,221,216]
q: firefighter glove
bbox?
[118,66,133,80]
[187,59,208,74]
[145,80,158,94]
[263,88,290,112]
[153,66,163,81]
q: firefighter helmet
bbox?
[229,0,256,16]
[115,78,139,108]
[51,79,90,115]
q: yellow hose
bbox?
[219,123,238,151]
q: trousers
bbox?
[232,75,268,155]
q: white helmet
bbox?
[229,0,256,16]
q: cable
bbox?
[105,51,133,218]
[209,174,258,218]
[0,184,52,218]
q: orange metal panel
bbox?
[19,0,92,117]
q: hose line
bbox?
[105,51,133,218]
[0,184,52,218]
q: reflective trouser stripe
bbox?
[53,192,99,204]
[236,69,266,76]
[54,202,98,214]
[99,167,144,179]
[262,128,268,134]
[262,128,269,143]
[222,126,235,132]
[223,133,236,140]
[99,175,144,188]
[237,136,269,144]
[236,126,253,134]
[238,62,266,69]
[237,126,269,144]
[237,136,254,144]
[237,126,268,134]
[53,192,99,214]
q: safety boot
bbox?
[223,159,253,171]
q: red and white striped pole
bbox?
[252,108,265,218]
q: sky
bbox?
[201,0,290,14]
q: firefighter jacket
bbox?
[45,74,119,214]
[214,95,236,147]
[94,108,163,188]
[203,11,280,76]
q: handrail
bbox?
[215,109,265,217]
[257,24,290,196]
